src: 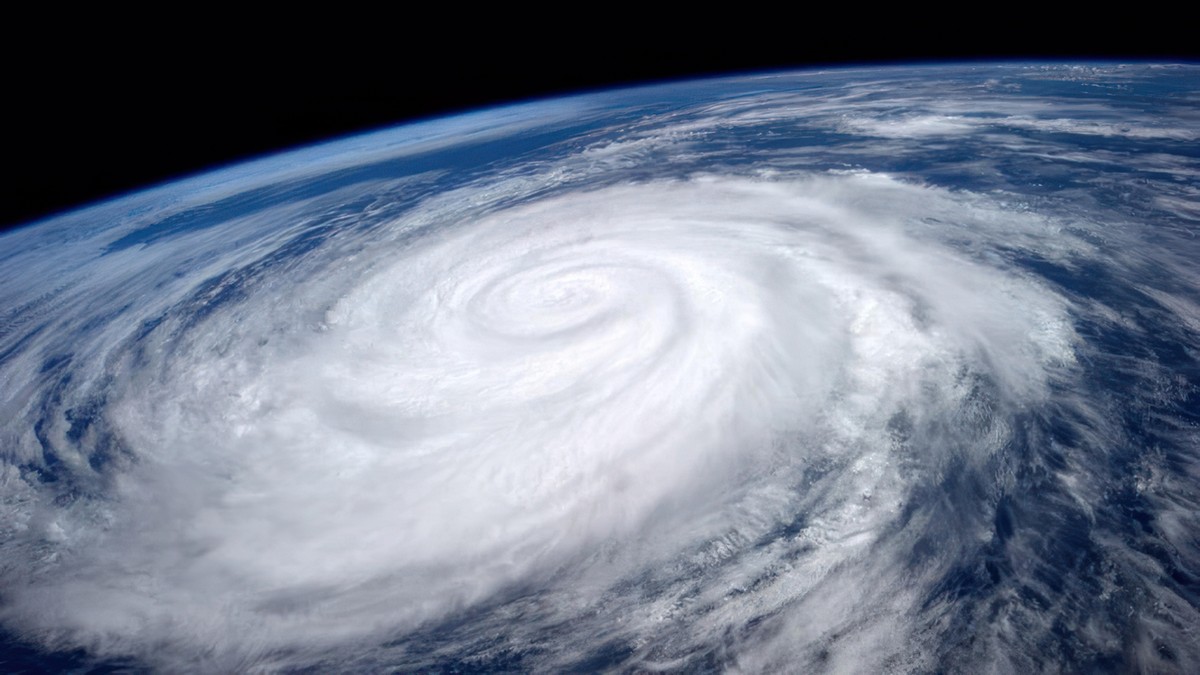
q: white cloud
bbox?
[838,114,978,138]
[3,63,1199,672]
[0,172,1085,670]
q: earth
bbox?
[1,63,1198,673]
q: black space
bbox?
[2,22,1192,233]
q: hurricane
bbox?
[1,64,1198,673]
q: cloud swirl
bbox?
[2,65,1198,673]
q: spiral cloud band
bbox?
[2,65,1198,672]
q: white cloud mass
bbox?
[1,64,1198,673]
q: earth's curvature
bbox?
[1,63,1198,673]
